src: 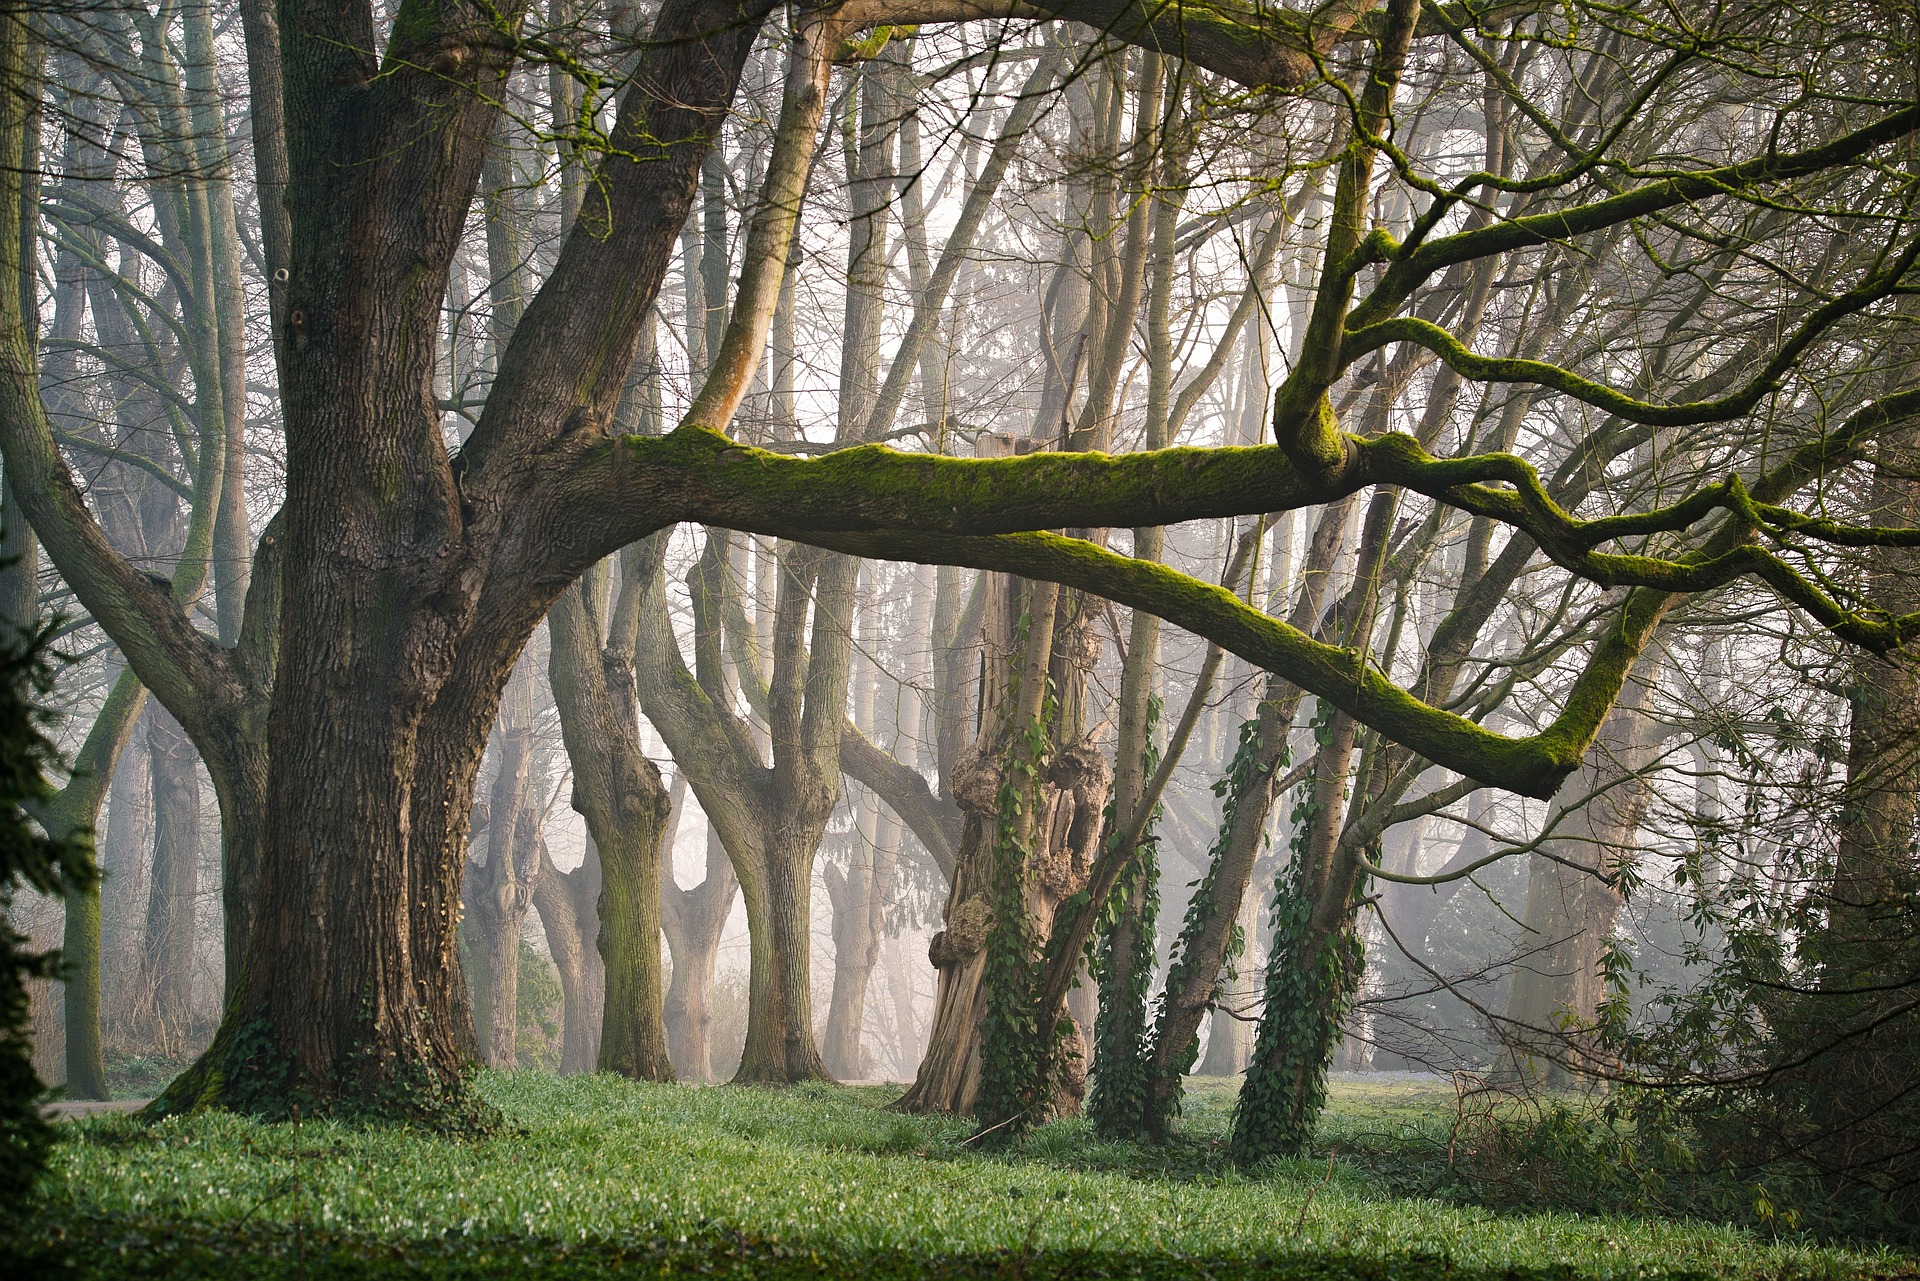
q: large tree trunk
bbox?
[900,550,1108,1120]
[137,0,776,1119]
[734,826,830,1083]
[1793,419,1920,1185]
[736,552,856,1085]
[897,813,993,1112]
[1829,421,1920,953]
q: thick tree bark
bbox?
[139,0,778,1118]
[902,550,1109,1119]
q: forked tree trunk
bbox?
[662,821,738,1080]
[531,837,604,1074]
[735,829,830,1082]
[551,579,674,1082]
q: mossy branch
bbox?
[795,526,1582,797]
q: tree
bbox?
[4,0,1920,1127]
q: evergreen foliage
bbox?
[0,612,93,1216]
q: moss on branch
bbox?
[611,424,1326,534]
[794,527,1584,798]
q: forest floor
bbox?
[15,1071,1914,1279]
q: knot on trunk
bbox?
[1035,737,1111,899]
[620,786,665,825]
[1046,737,1109,794]
[1060,617,1102,673]
[948,746,1003,816]
[928,894,991,968]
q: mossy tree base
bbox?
[149,1013,499,1133]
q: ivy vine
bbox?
[1231,699,1365,1166]
[1141,710,1286,1135]
[973,623,1058,1143]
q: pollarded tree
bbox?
[3,0,1919,1123]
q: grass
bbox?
[14,1071,1915,1279]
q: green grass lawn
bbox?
[15,1072,1914,1279]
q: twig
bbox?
[1290,1148,1340,1237]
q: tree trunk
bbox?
[100,718,151,1026]
[822,588,904,1079]
[140,704,201,1053]
[550,545,676,1084]
[531,837,603,1074]
[734,828,830,1083]
[465,659,539,1069]
[1501,689,1659,1087]
[549,577,674,1082]
[661,821,738,1081]
[824,793,902,1079]
[1141,497,1354,1135]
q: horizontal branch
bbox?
[593,423,1328,537]
[788,527,1587,797]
